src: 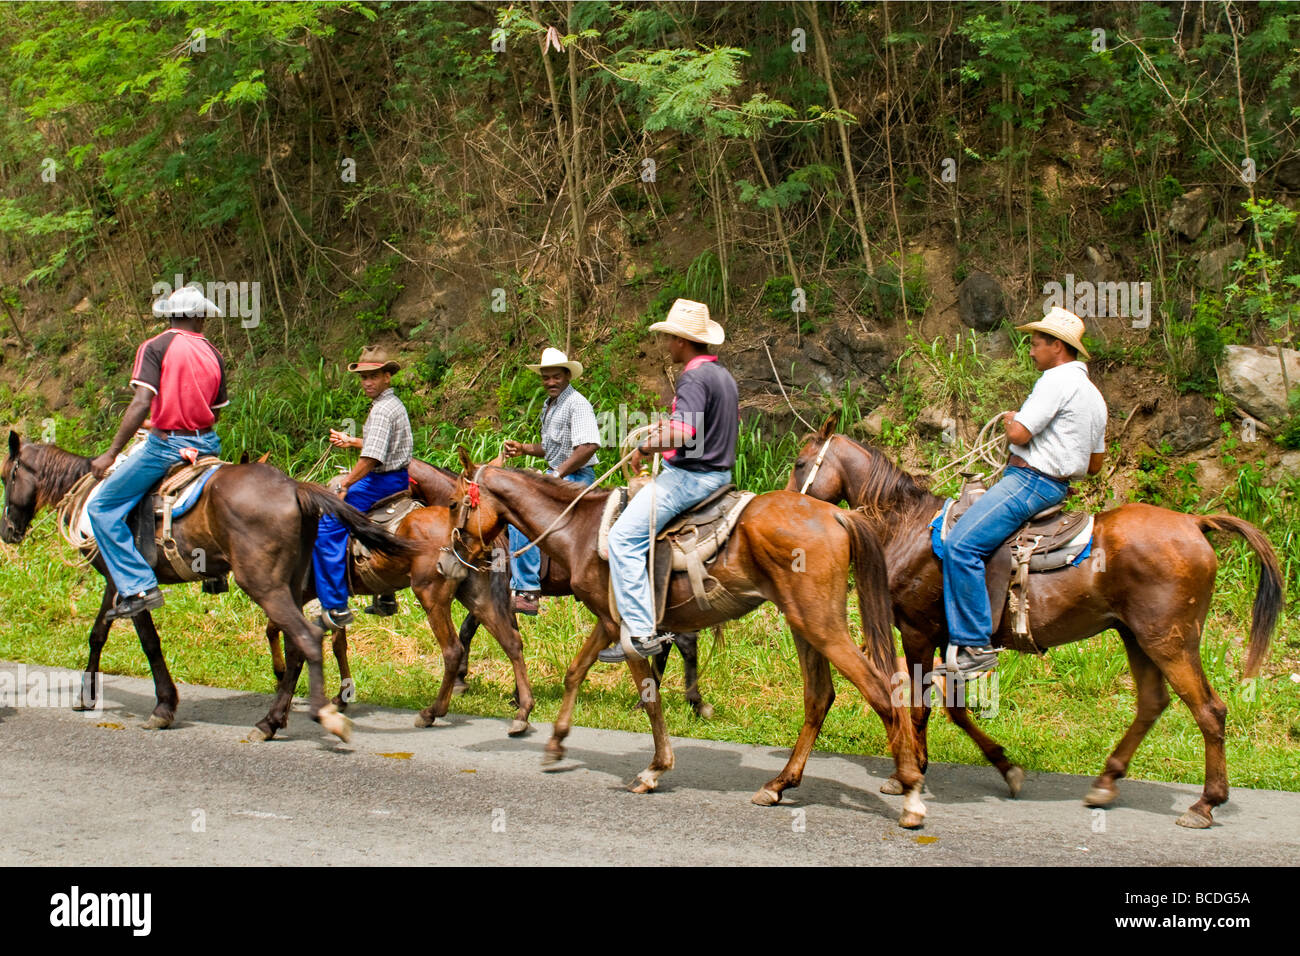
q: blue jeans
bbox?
[943,466,1069,647]
[509,465,595,591]
[608,462,732,637]
[312,468,410,612]
[88,430,222,597]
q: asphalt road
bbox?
[2,662,1296,866]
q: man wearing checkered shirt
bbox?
[312,346,413,631]
[502,348,601,615]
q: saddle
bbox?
[348,488,420,594]
[597,480,760,626]
[932,475,1094,653]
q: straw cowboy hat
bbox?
[649,298,725,346]
[348,346,401,374]
[1018,306,1090,361]
[525,347,583,379]
[153,284,222,318]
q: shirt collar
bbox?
[683,355,718,373]
[374,387,395,402]
[545,384,574,408]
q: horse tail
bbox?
[458,612,480,645]
[836,509,897,682]
[294,482,419,559]
[1195,513,1283,679]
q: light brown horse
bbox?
[441,449,928,829]
[789,417,1283,828]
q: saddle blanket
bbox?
[929,497,1093,567]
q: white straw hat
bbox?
[1018,306,1090,361]
[648,298,725,346]
[525,346,583,379]
[152,284,223,319]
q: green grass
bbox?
[3,510,1297,792]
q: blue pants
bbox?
[312,469,410,612]
[509,465,595,591]
[942,466,1069,647]
[608,462,732,637]
[88,430,222,597]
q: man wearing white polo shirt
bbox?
[944,307,1108,678]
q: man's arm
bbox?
[90,385,153,478]
[1001,410,1032,446]
[554,442,599,478]
[1087,452,1105,475]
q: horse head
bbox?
[437,446,507,578]
[787,414,847,503]
[1,431,39,544]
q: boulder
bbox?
[1151,393,1220,455]
[854,407,885,439]
[1166,188,1213,240]
[957,272,1007,332]
[1219,344,1300,422]
[1272,451,1300,484]
[1195,456,1232,499]
[1274,157,1300,190]
[915,406,950,437]
[1195,241,1245,289]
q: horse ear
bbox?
[8,430,19,460]
[457,445,475,475]
[817,415,836,440]
[488,452,504,467]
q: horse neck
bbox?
[34,444,92,510]
[410,458,455,505]
[480,467,602,556]
[834,438,942,545]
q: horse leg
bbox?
[413,580,466,729]
[466,577,533,735]
[1085,627,1169,810]
[454,612,478,694]
[677,631,713,719]
[881,634,935,794]
[250,584,348,742]
[130,611,179,730]
[625,653,675,793]
[332,627,354,711]
[634,642,668,713]
[752,633,833,806]
[544,621,609,764]
[75,583,117,712]
[266,622,285,683]
[251,639,307,741]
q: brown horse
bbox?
[788,417,1283,828]
[1,431,415,742]
[441,450,928,829]
[260,457,535,738]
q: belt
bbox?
[151,427,214,439]
[1007,454,1069,486]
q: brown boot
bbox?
[513,591,540,616]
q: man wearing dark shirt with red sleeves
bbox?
[86,285,227,621]
[600,299,739,663]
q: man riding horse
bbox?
[944,306,1108,678]
[86,284,228,621]
[600,299,739,663]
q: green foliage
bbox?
[869,254,930,318]
[341,255,404,339]
[683,250,724,314]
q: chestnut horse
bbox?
[789,417,1283,828]
[442,450,927,829]
[1,431,415,742]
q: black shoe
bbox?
[105,587,165,621]
[945,643,1000,679]
[598,632,673,664]
[317,607,355,631]
[364,593,400,616]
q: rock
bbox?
[854,408,885,438]
[1275,157,1300,190]
[1166,187,1213,240]
[1152,394,1220,455]
[1195,241,1245,289]
[957,272,1006,332]
[915,406,950,437]
[1195,456,1232,499]
[1272,451,1300,484]
[1219,345,1300,423]
[73,296,91,313]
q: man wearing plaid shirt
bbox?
[502,347,600,615]
[312,346,412,630]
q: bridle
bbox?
[798,435,834,495]
[444,464,492,573]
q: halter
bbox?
[445,464,492,572]
[798,435,834,495]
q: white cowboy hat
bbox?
[1018,306,1090,361]
[525,346,583,379]
[649,298,725,346]
[152,284,223,319]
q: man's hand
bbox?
[337,482,349,499]
[628,448,646,475]
[503,439,524,459]
[329,429,360,449]
[90,451,117,480]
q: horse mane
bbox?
[820,432,941,523]
[26,442,92,509]
[490,466,613,502]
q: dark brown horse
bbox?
[442,450,928,828]
[1,431,415,742]
[789,417,1283,828]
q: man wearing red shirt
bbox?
[87,285,228,620]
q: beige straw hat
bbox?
[648,298,725,346]
[525,347,583,379]
[1017,306,1090,361]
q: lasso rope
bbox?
[929,414,1009,485]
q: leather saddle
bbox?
[348,488,420,593]
[936,476,1094,652]
[598,480,759,624]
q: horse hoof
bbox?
[245,726,270,743]
[141,714,172,730]
[1006,765,1025,799]
[695,702,715,720]
[630,771,659,794]
[898,810,925,829]
[318,704,352,743]
[541,748,565,767]
[1083,785,1117,808]
[879,776,906,795]
[507,720,529,737]
[452,681,469,696]
[751,787,781,807]
[413,713,435,728]
[1176,809,1213,829]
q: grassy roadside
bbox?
[2,511,1297,792]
